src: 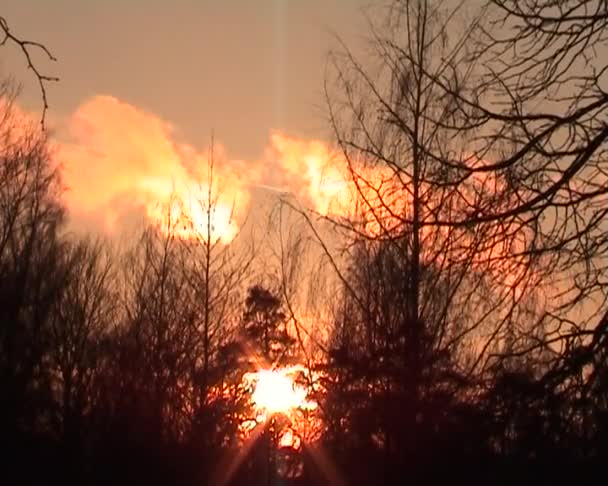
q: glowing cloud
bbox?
[56,96,256,242]
[266,132,532,292]
[36,95,531,290]
[267,133,356,216]
[268,132,406,236]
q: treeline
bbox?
[2,0,608,485]
[0,90,295,485]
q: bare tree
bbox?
[118,221,201,445]
[308,0,554,478]
[413,2,608,453]
[48,237,116,475]
[323,0,538,381]
[173,141,255,448]
[0,78,65,454]
[349,0,608,467]
[428,0,608,354]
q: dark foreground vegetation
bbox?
[2,1,608,484]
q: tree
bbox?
[48,237,116,479]
[121,225,199,445]
[323,0,541,372]
[433,0,608,359]
[167,141,255,477]
[315,0,548,481]
[180,141,253,404]
[431,0,608,468]
[240,284,295,367]
[0,78,66,482]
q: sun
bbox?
[238,365,323,457]
[252,370,297,414]
[246,367,317,417]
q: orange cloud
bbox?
[33,95,531,291]
[56,96,258,242]
[267,132,355,216]
[267,132,406,236]
[266,132,532,291]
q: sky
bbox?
[2,1,591,346]
[2,0,369,160]
[1,0,376,238]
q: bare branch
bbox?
[0,15,58,127]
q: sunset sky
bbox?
[3,3,605,483]
[2,1,375,237]
[3,1,368,159]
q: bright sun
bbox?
[244,366,317,418]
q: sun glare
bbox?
[246,367,317,419]
[279,428,302,450]
[146,186,239,243]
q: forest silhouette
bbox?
[1,1,608,485]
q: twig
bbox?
[0,15,58,127]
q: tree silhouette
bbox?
[47,237,116,480]
[316,0,551,482]
[449,0,608,471]
[0,78,66,483]
[240,284,295,368]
